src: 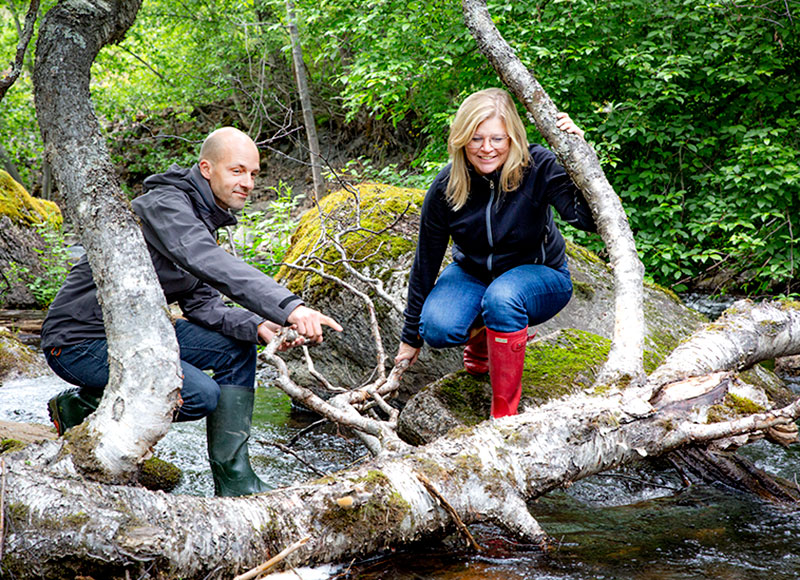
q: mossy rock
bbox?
[0,326,51,381]
[0,170,62,227]
[137,456,182,492]
[0,171,65,308]
[273,181,708,402]
[277,182,424,301]
[399,328,614,443]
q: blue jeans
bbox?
[420,261,573,348]
[44,319,257,421]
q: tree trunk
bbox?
[461,0,646,388]
[286,0,325,202]
[3,301,800,578]
[32,0,181,484]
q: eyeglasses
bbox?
[467,134,509,150]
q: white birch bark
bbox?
[32,0,182,483]
[4,301,800,578]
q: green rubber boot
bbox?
[206,385,270,497]
[48,387,103,435]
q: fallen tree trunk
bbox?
[3,300,799,578]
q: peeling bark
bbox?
[461,0,646,387]
[32,0,181,483]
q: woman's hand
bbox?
[556,112,585,139]
[395,342,421,367]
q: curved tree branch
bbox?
[0,0,40,103]
[461,0,646,387]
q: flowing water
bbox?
[2,294,800,579]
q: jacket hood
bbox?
[142,164,236,230]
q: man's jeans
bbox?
[44,319,257,421]
[420,261,573,349]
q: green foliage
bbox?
[327,156,438,190]
[218,183,303,276]
[2,0,798,296]
[3,223,73,308]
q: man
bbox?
[41,127,341,497]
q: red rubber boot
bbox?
[487,327,528,418]
[463,327,488,375]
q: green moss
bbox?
[643,278,682,304]
[0,169,62,227]
[276,182,425,299]
[521,328,611,405]
[436,372,492,426]
[138,456,182,492]
[707,392,766,423]
[358,469,392,487]
[64,511,91,527]
[0,328,40,379]
[411,457,448,480]
[572,280,595,300]
[453,453,482,473]
[565,240,606,266]
[320,486,411,538]
[5,502,30,524]
[0,439,26,454]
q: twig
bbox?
[232,535,311,580]
[415,472,481,552]
[302,345,344,392]
[288,418,328,446]
[258,440,328,477]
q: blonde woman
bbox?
[395,88,595,418]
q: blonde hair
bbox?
[446,88,530,210]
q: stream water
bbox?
[2,295,800,579]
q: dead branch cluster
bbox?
[260,182,413,456]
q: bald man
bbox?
[41,127,341,497]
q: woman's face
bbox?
[465,116,510,176]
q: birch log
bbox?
[3,301,800,578]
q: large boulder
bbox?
[275,182,708,404]
[0,170,63,308]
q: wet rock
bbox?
[0,325,51,382]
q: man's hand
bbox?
[258,320,303,351]
[395,342,421,367]
[286,305,343,344]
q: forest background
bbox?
[1,0,798,300]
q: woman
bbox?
[395,88,596,418]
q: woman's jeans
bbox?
[44,319,257,422]
[420,261,573,349]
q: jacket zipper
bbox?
[485,179,495,273]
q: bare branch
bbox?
[0,0,40,103]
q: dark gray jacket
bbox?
[41,164,303,349]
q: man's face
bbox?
[199,139,260,211]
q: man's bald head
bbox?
[199,127,257,164]
[198,127,261,212]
